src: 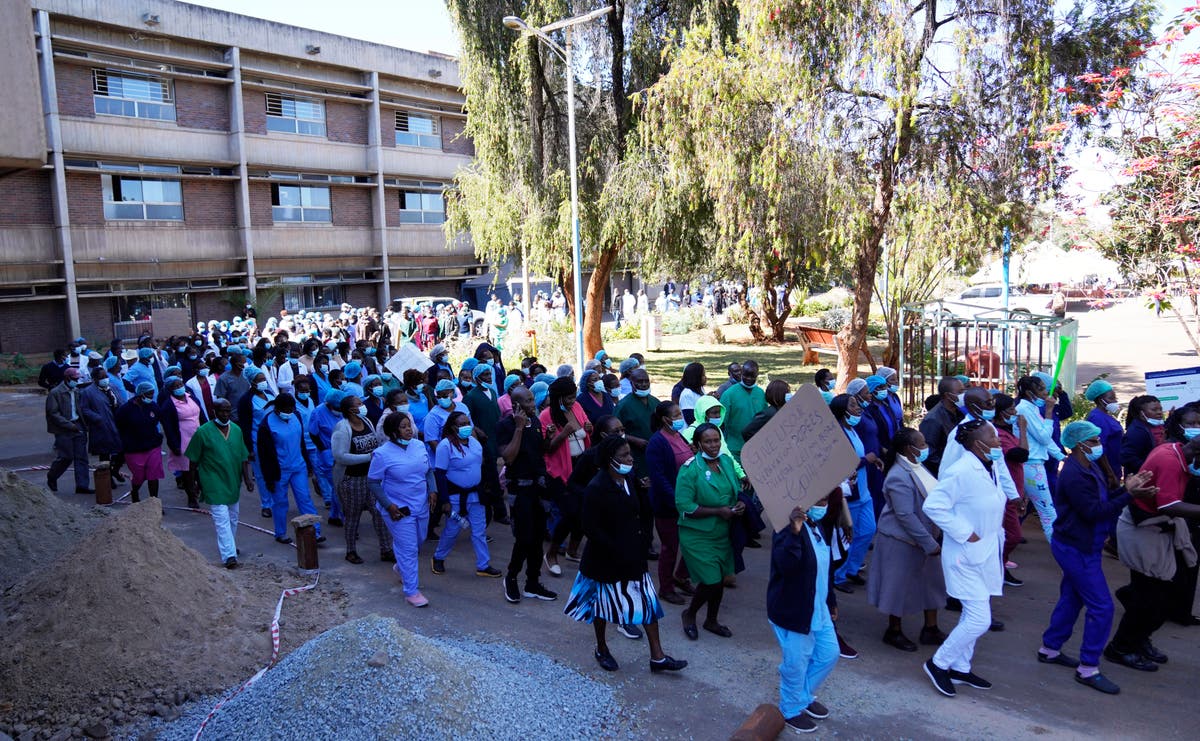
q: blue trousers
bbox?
[270,467,320,539]
[314,449,342,520]
[433,494,490,569]
[49,431,90,489]
[1042,539,1113,667]
[834,496,875,583]
[381,506,428,597]
[771,618,839,718]
[251,459,270,510]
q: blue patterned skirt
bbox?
[563,571,665,625]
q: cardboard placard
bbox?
[740,384,860,531]
[384,343,433,378]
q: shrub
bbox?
[819,307,851,330]
[603,322,641,342]
[724,304,748,324]
[661,307,711,335]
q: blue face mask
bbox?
[634,388,650,398]
[1189,461,1200,477]
[915,446,930,463]
[611,461,633,475]
[700,450,721,461]
[592,381,605,394]
[986,446,1003,461]
[278,412,293,422]
[457,425,473,439]
[297,392,310,402]
[1184,428,1200,441]
[437,397,454,409]
[807,505,827,522]
[845,414,861,427]
[1084,443,1104,462]
[979,409,996,421]
[671,418,687,432]
[560,403,570,413]
[1145,416,1164,427]
[382,373,393,381]
[785,392,793,402]
[396,438,411,447]
[1034,397,1046,409]
[741,380,756,389]
[172,387,186,398]
[889,384,900,394]
[372,386,385,397]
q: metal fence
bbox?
[112,320,153,341]
[899,301,1078,409]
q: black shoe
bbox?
[988,619,1005,632]
[1075,671,1120,694]
[275,536,293,545]
[224,557,238,570]
[327,517,343,527]
[430,558,446,575]
[702,621,733,638]
[503,576,521,604]
[837,633,859,659]
[493,516,511,525]
[187,498,200,509]
[345,551,364,564]
[1037,651,1080,668]
[315,536,327,544]
[946,597,963,612]
[260,508,272,519]
[1140,640,1168,664]
[919,626,947,646]
[523,583,558,601]
[783,714,817,734]
[803,700,829,719]
[682,613,699,641]
[1170,615,1200,627]
[46,477,57,493]
[833,581,855,594]
[883,629,918,652]
[476,566,503,578]
[594,649,619,672]
[650,655,687,673]
[426,531,440,542]
[381,551,396,563]
[744,538,762,549]
[1003,569,1024,587]
[75,486,94,495]
[1103,645,1158,672]
[949,669,992,689]
[845,573,867,586]
[923,659,956,697]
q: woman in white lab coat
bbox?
[921,419,1007,698]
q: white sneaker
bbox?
[544,555,562,576]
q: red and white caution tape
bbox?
[191,572,321,740]
[11,464,51,472]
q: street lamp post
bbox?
[503,6,612,372]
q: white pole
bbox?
[565,26,585,371]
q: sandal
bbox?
[682,612,699,641]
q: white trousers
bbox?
[932,597,991,672]
[211,502,240,561]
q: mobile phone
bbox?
[397,506,411,518]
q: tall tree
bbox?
[445,0,736,356]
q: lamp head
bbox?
[502,16,527,30]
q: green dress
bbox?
[674,453,739,586]
[185,421,249,505]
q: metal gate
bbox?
[899,301,1078,409]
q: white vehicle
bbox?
[933,284,1032,318]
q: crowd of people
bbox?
[37,304,1200,734]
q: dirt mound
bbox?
[0,468,108,589]
[0,499,348,734]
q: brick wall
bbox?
[331,186,372,227]
[326,101,368,145]
[343,283,377,309]
[441,117,474,156]
[0,300,68,354]
[380,110,395,148]
[65,172,104,226]
[242,89,267,134]
[385,189,400,227]
[0,170,55,226]
[182,180,237,228]
[175,80,229,131]
[77,297,114,345]
[248,181,273,227]
[192,291,230,324]
[55,63,96,118]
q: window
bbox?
[399,181,445,224]
[113,294,190,323]
[281,276,343,312]
[395,110,440,149]
[265,93,326,136]
[102,175,183,220]
[93,69,175,121]
[272,184,331,222]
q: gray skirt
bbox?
[867,533,946,616]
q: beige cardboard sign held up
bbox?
[740,383,860,530]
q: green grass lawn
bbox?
[604,323,878,395]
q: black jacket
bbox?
[767,523,837,634]
[579,470,653,583]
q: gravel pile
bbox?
[152,615,627,740]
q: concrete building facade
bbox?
[0,0,482,353]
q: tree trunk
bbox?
[584,246,619,357]
[1169,305,1200,356]
[741,295,767,342]
[763,276,796,343]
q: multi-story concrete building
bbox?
[0,0,482,353]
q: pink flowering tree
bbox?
[1062,6,1200,353]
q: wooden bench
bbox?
[796,324,877,371]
